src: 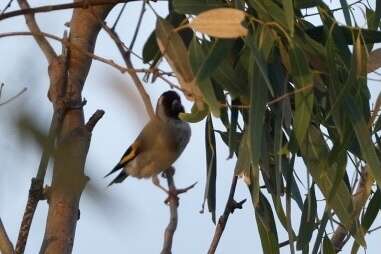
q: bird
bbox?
[105,90,191,187]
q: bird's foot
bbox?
[164,182,197,206]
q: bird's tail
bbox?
[107,171,129,187]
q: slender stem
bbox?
[161,168,178,254]
[0,87,27,106]
[0,0,140,21]
[208,175,246,254]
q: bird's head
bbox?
[156,90,185,120]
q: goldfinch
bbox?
[106,90,191,186]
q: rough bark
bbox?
[39,4,114,254]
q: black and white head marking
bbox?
[157,90,185,120]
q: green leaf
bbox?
[235,129,250,176]
[179,102,208,123]
[216,130,242,157]
[289,45,314,146]
[345,96,381,192]
[339,0,352,26]
[203,115,217,223]
[296,185,317,250]
[252,191,280,254]
[306,26,381,45]
[248,50,268,167]
[300,125,365,246]
[294,0,319,9]
[284,0,295,36]
[189,38,221,116]
[173,0,226,15]
[323,236,336,254]
[196,39,234,81]
[312,210,329,254]
[143,13,191,64]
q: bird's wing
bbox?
[104,142,140,178]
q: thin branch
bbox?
[93,12,155,119]
[15,178,45,254]
[207,176,246,254]
[0,218,14,254]
[0,87,27,106]
[1,0,14,14]
[128,0,146,52]
[17,0,56,63]
[0,0,140,21]
[302,0,363,18]
[161,168,196,254]
[0,31,148,75]
[161,169,178,254]
[111,2,127,30]
[85,109,105,132]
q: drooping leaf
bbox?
[300,125,365,246]
[288,45,314,146]
[155,18,204,106]
[189,8,248,38]
[339,0,352,26]
[252,191,280,254]
[296,184,317,251]
[323,236,336,254]
[203,115,217,223]
[189,38,221,116]
[143,13,192,64]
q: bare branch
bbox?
[0,218,14,254]
[161,168,196,254]
[92,11,155,119]
[17,0,57,63]
[0,0,140,21]
[208,175,246,254]
[85,109,105,132]
[0,32,148,75]
[1,0,15,14]
[0,87,27,106]
[15,178,44,254]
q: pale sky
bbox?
[0,1,380,253]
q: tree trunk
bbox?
[40,4,114,254]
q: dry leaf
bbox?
[155,18,204,108]
[189,8,248,38]
[367,48,381,73]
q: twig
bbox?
[14,2,59,252]
[0,87,27,106]
[1,0,14,14]
[128,0,146,52]
[111,2,127,30]
[0,32,148,75]
[85,110,105,132]
[0,218,14,254]
[15,178,45,254]
[161,169,178,254]
[94,12,156,119]
[17,0,56,63]
[368,225,381,234]
[207,175,246,254]
[302,0,363,18]
[0,0,139,21]
[161,168,196,254]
